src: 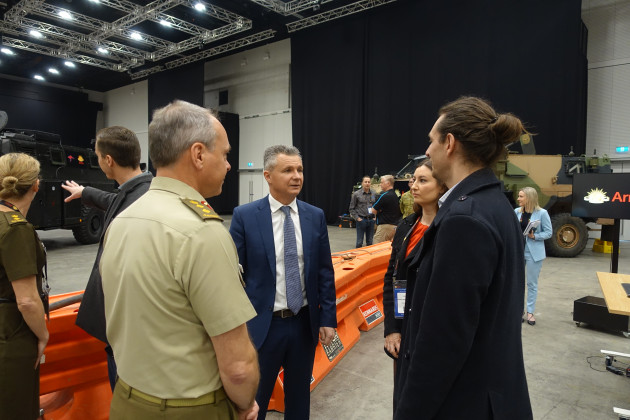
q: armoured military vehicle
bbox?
[357,133,608,257]
[495,133,612,257]
[0,111,115,244]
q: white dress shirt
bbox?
[269,194,307,311]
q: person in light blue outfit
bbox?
[514,187,552,325]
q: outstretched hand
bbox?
[61,180,85,202]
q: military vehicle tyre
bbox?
[72,206,104,244]
[546,213,588,258]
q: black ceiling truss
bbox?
[0,0,398,91]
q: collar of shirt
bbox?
[438,180,461,208]
[118,172,145,191]
[149,176,206,202]
[268,194,298,215]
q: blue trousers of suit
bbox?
[524,249,543,314]
[256,308,316,420]
[105,344,117,392]
[355,219,375,248]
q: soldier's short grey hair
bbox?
[263,145,302,171]
[149,100,218,168]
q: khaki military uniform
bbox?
[0,211,46,420]
[100,177,256,419]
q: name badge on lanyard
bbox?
[393,279,407,319]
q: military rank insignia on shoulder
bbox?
[2,212,27,225]
[181,198,223,221]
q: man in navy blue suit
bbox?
[230,145,337,420]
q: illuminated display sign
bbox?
[572,173,630,219]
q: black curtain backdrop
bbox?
[0,78,102,147]
[292,0,586,224]
[147,61,204,174]
[146,63,239,213]
[207,111,239,214]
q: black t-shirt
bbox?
[373,189,402,225]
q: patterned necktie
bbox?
[281,206,302,314]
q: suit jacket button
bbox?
[404,352,410,359]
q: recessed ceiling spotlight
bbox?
[64,61,75,68]
[58,10,73,20]
[48,68,59,75]
[34,74,45,81]
[97,47,108,54]
[130,32,142,40]
[1,47,14,55]
[194,2,206,11]
[159,19,172,27]
[29,29,44,38]
[88,0,100,3]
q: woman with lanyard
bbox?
[515,186,551,326]
[382,158,446,401]
[0,153,49,420]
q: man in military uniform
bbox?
[100,100,260,420]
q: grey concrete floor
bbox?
[41,219,630,420]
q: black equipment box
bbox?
[573,296,630,334]
[338,215,355,228]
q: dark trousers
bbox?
[105,345,117,392]
[355,218,375,248]
[256,309,316,420]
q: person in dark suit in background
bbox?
[393,97,533,419]
[62,126,152,391]
[230,145,337,420]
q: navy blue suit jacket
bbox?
[230,196,337,349]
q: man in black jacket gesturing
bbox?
[62,126,152,391]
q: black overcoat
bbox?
[393,168,532,420]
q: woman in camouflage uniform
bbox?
[0,153,48,420]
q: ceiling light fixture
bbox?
[130,32,142,40]
[97,47,108,54]
[64,61,75,68]
[34,74,45,81]
[159,19,172,27]
[29,29,44,38]
[58,10,73,20]
[194,2,206,11]
[1,47,14,55]
[88,0,100,3]
[48,68,59,75]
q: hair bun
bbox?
[1,175,18,190]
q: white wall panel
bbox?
[586,67,613,155]
[584,5,617,62]
[103,80,149,167]
[204,38,292,204]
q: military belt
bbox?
[117,378,225,407]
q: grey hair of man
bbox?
[148,100,218,168]
[380,174,394,186]
[263,145,302,171]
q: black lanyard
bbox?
[393,219,420,278]
[0,199,20,213]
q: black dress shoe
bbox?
[526,313,536,326]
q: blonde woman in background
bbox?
[515,186,552,326]
[0,153,49,420]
